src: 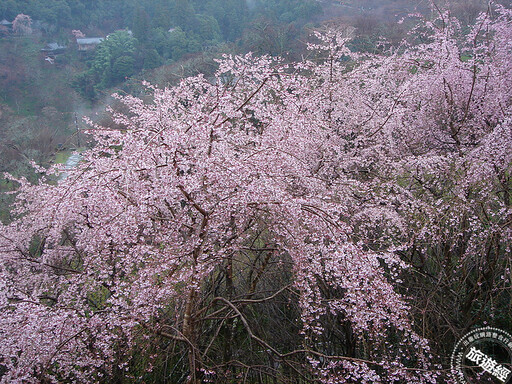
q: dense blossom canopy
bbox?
[0,5,511,383]
[11,13,32,35]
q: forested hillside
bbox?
[0,0,321,43]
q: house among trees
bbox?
[0,19,12,28]
[0,19,12,35]
[76,37,104,51]
[41,42,67,55]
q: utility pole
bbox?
[75,112,81,147]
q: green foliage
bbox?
[172,0,196,31]
[36,0,72,26]
[0,0,320,43]
[131,7,150,43]
[254,0,322,22]
[148,27,170,58]
[1,0,325,99]
[90,30,137,88]
[104,31,136,62]
[203,0,249,41]
[112,55,135,81]
[168,27,193,61]
[71,71,96,100]
[141,48,162,70]
[194,14,221,44]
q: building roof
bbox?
[0,19,12,26]
[46,43,67,50]
[41,43,67,53]
[76,37,104,45]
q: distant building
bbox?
[41,42,67,54]
[0,19,11,35]
[76,37,104,51]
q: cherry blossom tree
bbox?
[0,3,511,384]
[72,29,85,39]
[12,14,32,36]
[369,4,512,350]
[0,54,434,384]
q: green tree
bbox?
[131,8,150,43]
[71,71,96,100]
[172,0,196,31]
[194,14,221,43]
[168,27,190,60]
[205,0,248,41]
[0,0,20,20]
[38,0,71,27]
[151,2,173,29]
[90,30,137,88]
[112,55,135,81]
[148,27,170,57]
[141,48,162,70]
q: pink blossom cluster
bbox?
[1,4,511,383]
